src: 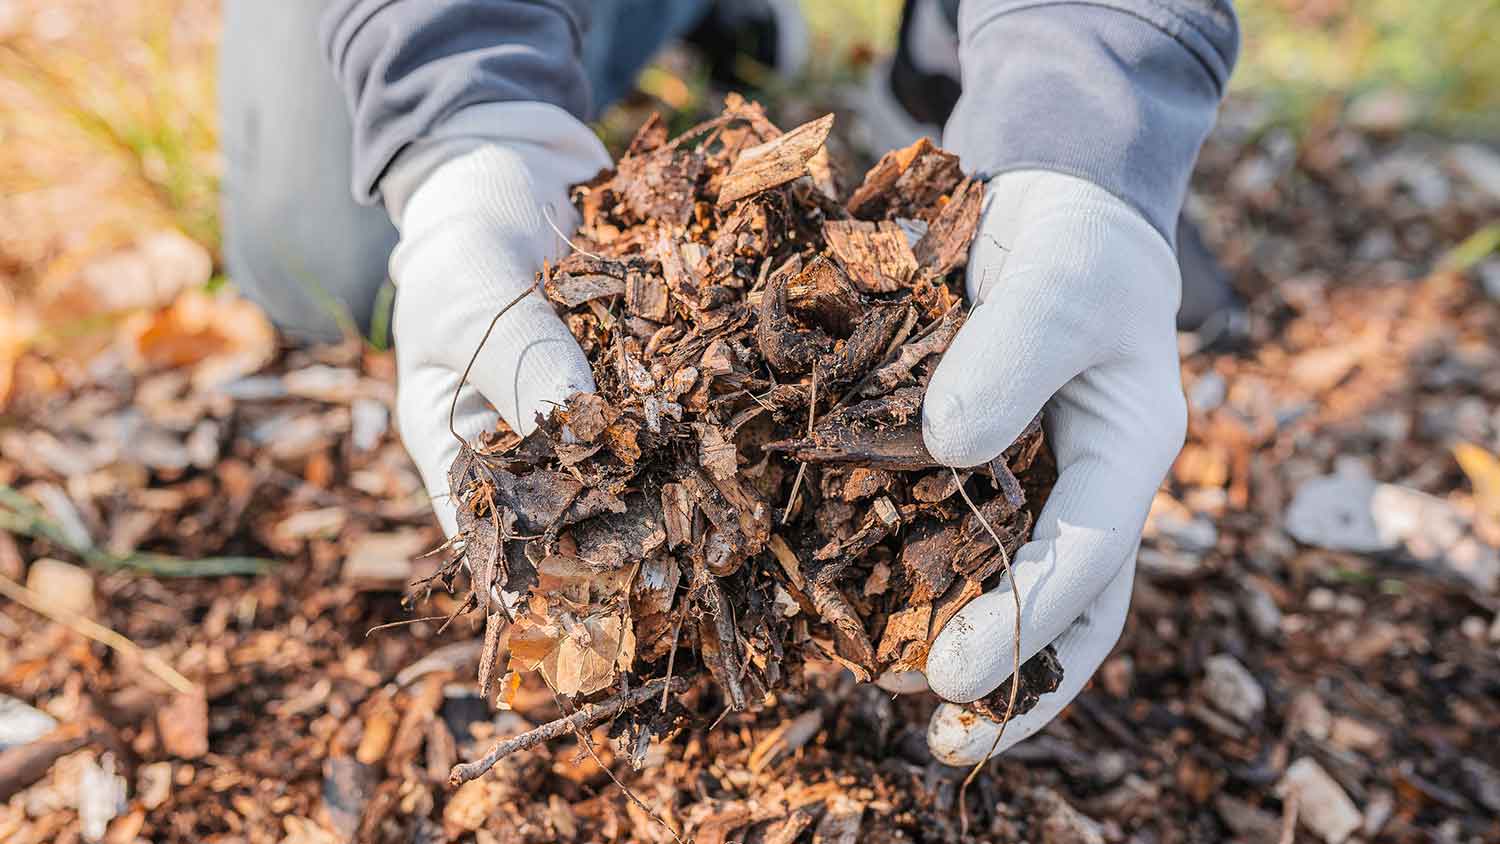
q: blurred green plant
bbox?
[1235,0,1500,136]
[1440,222,1500,272]
[4,0,1497,302]
[0,0,219,252]
[0,485,271,577]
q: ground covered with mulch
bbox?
[2,95,1499,844]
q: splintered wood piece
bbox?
[616,145,705,225]
[864,308,963,396]
[929,576,984,645]
[900,521,959,603]
[477,609,505,699]
[717,113,835,206]
[783,254,863,334]
[767,388,937,469]
[656,231,706,325]
[814,496,899,563]
[840,467,896,501]
[807,581,876,680]
[911,469,963,503]
[547,271,625,308]
[694,423,739,481]
[767,425,935,470]
[660,483,695,549]
[625,270,671,322]
[913,177,985,275]
[876,601,932,664]
[846,137,965,220]
[823,219,919,293]
[700,580,748,709]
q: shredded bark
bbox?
[433,101,1059,773]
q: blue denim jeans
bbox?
[220,0,711,342]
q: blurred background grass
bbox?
[0,0,1497,355]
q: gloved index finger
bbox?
[924,356,1184,704]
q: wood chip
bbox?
[717,113,835,206]
[824,219,919,293]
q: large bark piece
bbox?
[717,113,835,206]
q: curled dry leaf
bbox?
[119,289,276,389]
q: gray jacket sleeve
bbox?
[945,1,1238,245]
[321,0,593,204]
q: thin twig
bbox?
[448,276,545,446]
[531,672,687,844]
[0,573,196,695]
[659,609,687,712]
[835,299,961,408]
[542,205,608,261]
[1278,787,1300,844]
[449,676,687,785]
[951,468,1022,837]
[364,615,450,637]
[780,369,817,525]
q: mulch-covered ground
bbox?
[2,97,1499,844]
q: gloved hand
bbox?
[918,169,1187,764]
[383,104,612,536]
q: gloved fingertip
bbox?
[922,387,987,468]
[927,703,1001,766]
[874,670,929,695]
[925,589,1018,703]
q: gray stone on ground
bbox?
[26,557,95,618]
[0,694,58,749]
[1213,795,1281,841]
[1278,758,1362,844]
[1285,464,1499,592]
[1032,787,1105,844]
[1448,144,1500,201]
[1202,654,1265,724]
[1239,582,1283,638]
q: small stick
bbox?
[780,369,817,525]
[950,469,1022,837]
[449,676,687,785]
[659,610,687,712]
[365,615,449,636]
[0,573,196,695]
[1278,787,1299,844]
[537,671,687,844]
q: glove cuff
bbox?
[380,101,611,230]
[944,2,1237,246]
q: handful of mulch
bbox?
[424,97,1061,784]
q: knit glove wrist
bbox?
[384,103,611,536]
[919,169,1187,764]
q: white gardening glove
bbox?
[919,170,1187,764]
[384,104,612,536]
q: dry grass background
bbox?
[0,0,1495,389]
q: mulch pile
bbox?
[434,97,1057,787]
[2,94,1499,844]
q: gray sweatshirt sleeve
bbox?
[321,0,593,204]
[945,1,1239,245]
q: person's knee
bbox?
[221,197,395,344]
